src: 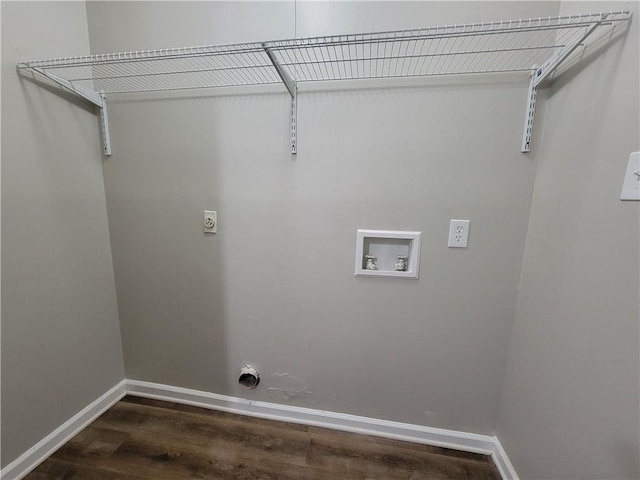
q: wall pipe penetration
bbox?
[239,365,260,389]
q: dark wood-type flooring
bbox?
[25,396,501,480]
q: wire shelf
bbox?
[17,11,631,95]
[16,11,631,155]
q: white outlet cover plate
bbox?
[204,210,217,233]
[620,152,640,201]
[448,219,470,248]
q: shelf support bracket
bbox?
[520,14,605,153]
[30,66,102,107]
[521,73,538,153]
[29,67,112,156]
[263,44,297,154]
[532,15,605,89]
[99,93,112,156]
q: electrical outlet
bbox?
[448,219,470,248]
[204,210,217,233]
[620,152,640,201]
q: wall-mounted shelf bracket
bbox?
[263,44,297,154]
[30,66,102,106]
[26,67,113,156]
[520,13,607,152]
[521,73,539,153]
[290,91,297,155]
[99,93,112,156]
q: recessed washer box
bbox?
[354,229,422,279]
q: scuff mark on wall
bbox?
[264,373,313,401]
[424,409,440,424]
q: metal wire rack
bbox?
[16,11,631,155]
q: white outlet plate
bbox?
[620,152,640,201]
[448,219,470,248]
[204,210,217,233]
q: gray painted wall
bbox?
[86,1,558,435]
[4,2,634,476]
[497,2,640,479]
[1,1,125,467]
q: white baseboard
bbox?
[126,379,496,455]
[491,437,520,480]
[127,380,520,479]
[1,378,519,480]
[0,380,127,480]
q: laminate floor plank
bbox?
[306,435,470,480]
[24,396,501,480]
[306,428,497,479]
[24,458,149,480]
[101,400,312,450]
[306,426,491,463]
[92,402,312,467]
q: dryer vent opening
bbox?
[239,365,260,389]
